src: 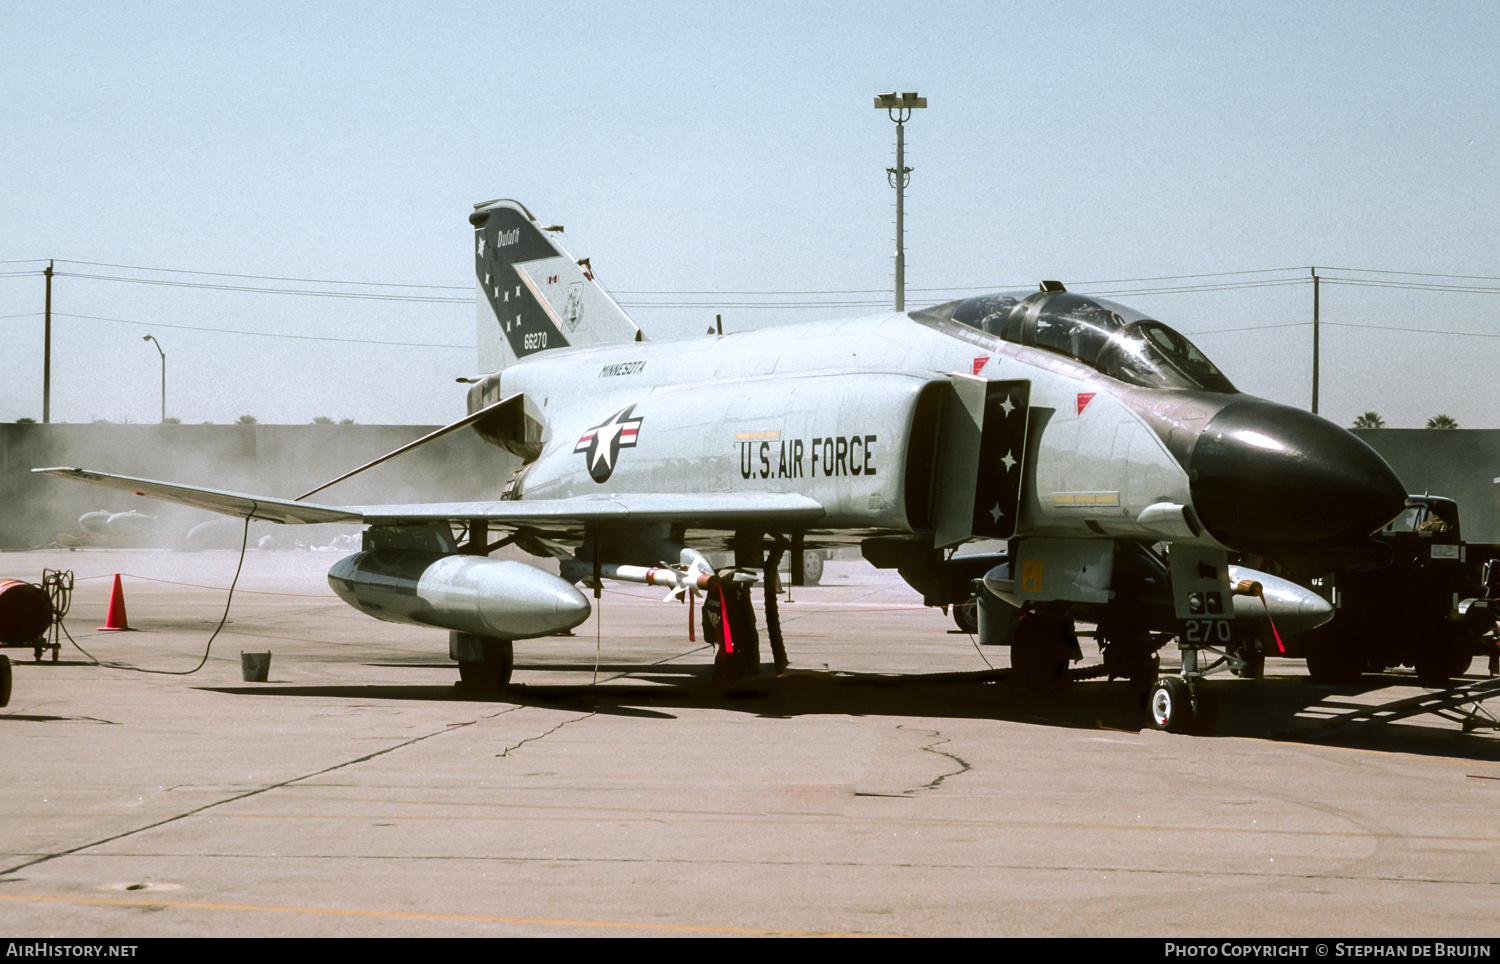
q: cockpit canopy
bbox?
[941,289,1237,394]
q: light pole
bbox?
[875,91,926,311]
[142,335,165,424]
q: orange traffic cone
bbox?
[97,573,133,631]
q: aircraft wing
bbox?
[31,467,826,530]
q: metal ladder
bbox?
[1289,677,1500,740]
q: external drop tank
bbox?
[328,550,591,640]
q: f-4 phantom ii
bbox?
[39,198,1407,733]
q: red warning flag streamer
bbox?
[717,584,733,654]
[1259,593,1286,654]
[687,589,696,643]
[1234,578,1285,654]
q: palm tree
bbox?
[1351,412,1385,429]
[1426,414,1458,429]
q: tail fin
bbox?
[470,199,643,372]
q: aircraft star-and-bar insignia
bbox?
[575,405,643,483]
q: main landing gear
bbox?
[453,632,514,693]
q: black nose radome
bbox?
[1188,399,1407,549]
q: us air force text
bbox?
[738,436,878,480]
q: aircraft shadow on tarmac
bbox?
[199,663,1500,760]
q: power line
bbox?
[1081,278,1311,298]
[55,258,470,291]
[56,271,472,303]
[1188,321,1311,335]
[1319,277,1500,295]
[1323,321,1500,341]
[1321,265,1500,283]
[54,313,470,349]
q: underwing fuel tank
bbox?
[328,550,591,640]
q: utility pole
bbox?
[875,92,926,311]
[43,260,53,423]
[1311,266,1320,415]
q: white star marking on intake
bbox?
[477,235,486,257]
[1000,394,1015,416]
[590,420,627,471]
[989,502,1004,524]
[1001,449,1017,471]
[575,406,644,483]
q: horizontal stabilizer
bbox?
[33,467,361,525]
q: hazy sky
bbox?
[3,0,1497,428]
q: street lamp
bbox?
[875,91,926,311]
[142,335,165,424]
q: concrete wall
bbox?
[1353,429,1500,543]
[0,424,519,549]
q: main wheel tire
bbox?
[1147,676,1195,733]
[952,596,979,635]
[1100,629,1158,689]
[1306,630,1364,684]
[800,552,824,587]
[1415,626,1470,687]
[457,638,514,692]
[1010,610,1070,688]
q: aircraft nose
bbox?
[1187,398,1406,549]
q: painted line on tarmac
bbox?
[0,893,896,937]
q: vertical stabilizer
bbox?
[471,199,643,372]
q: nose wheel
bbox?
[1148,676,1189,731]
[1147,675,1218,734]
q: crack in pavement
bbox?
[0,704,526,878]
[496,711,597,757]
[900,724,972,794]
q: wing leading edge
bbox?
[31,467,826,530]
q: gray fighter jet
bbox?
[38,199,1407,732]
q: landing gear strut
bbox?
[1147,643,1226,735]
